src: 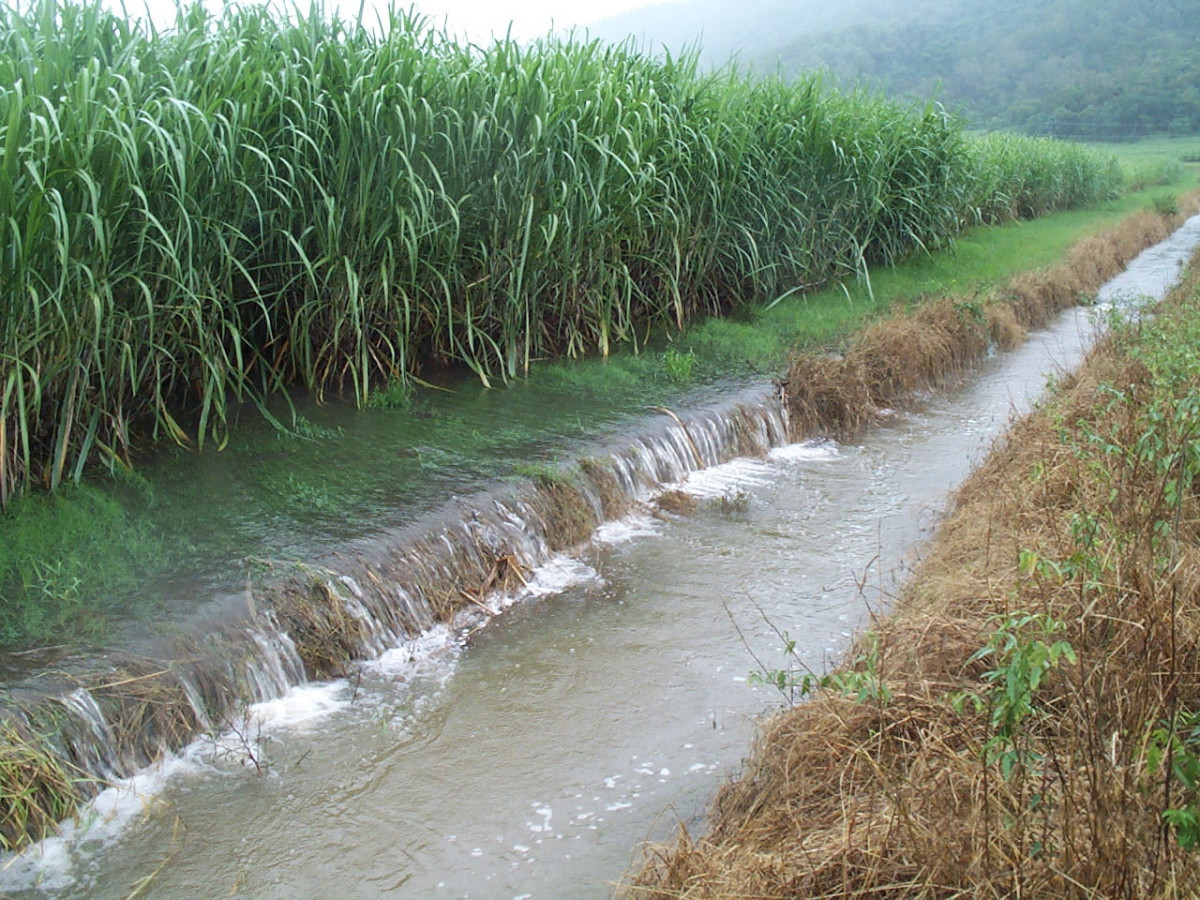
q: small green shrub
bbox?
[366,379,414,410]
[1147,709,1200,850]
[663,347,697,383]
[950,611,1076,781]
[1152,193,1180,216]
[749,632,891,706]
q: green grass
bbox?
[0,482,163,645]
[1082,134,1200,191]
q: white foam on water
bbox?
[0,750,200,894]
[593,510,662,544]
[0,678,352,895]
[370,623,462,677]
[0,749,210,893]
[517,556,600,600]
[528,805,553,833]
[672,458,773,499]
[446,555,603,633]
[246,681,349,732]
[0,833,75,894]
[769,438,841,463]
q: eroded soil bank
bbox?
[625,227,1200,894]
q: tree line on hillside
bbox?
[764,0,1200,139]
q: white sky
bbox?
[116,0,665,42]
[403,0,661,41]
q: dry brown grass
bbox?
[0,721,82,850]
[273,575,372,679]
[91,660,211,769]
[780,207,1190,440]
[625,251,1200,899]
[656,489,700,515]
[581,457,635,521]
[531,477,602,552]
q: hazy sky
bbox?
[116,0,665,41]
[404,0,662,41]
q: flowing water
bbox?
[4,217,1200,899]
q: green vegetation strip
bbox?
[627,244,1200,896]
[0,184,1190,650]
[0,0,1123,499]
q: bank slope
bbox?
[626,225,1200,895]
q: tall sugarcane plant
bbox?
[0,0,1121,502]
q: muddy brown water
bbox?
[4,217,1200,899]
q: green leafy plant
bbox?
[1152,193,1180,217]
[1147,709,1200,850]
[514,460,566,486]
[750,632,891,706]
[277,415,344,442]
[0,0,1122,503]
[951,611,1076,781]
[366,378,415,410]
[663,347,696,383]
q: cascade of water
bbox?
[0,389,792,822]
[58,689,122,782]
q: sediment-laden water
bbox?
[4,217,1200,899]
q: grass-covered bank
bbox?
[625,229,1200,897]
[0,0,1123,501]
[780,198,1200,437]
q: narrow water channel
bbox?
[6,218,1200,899]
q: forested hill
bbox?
[585,0,957,71]
[588,0,1200,139]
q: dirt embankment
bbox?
[625,199,1200,898]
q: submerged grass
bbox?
[0,483,162,647]
[0,0,1123,501]
[624,227,1200,898]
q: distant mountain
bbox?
[587,0,1200,139]
[586,0,955,68]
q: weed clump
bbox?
[272,576,371,679]
[0,722,81,850]
[530,478,600,553]
[579,457,632,521]
[655,490,698,516]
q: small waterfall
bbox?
[58,689,122,782]
[0,387,792,836]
